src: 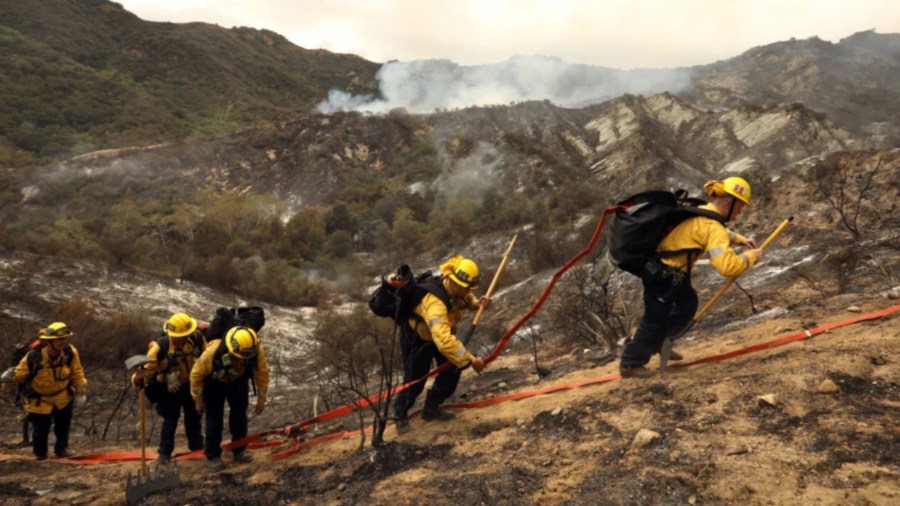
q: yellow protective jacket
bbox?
[658,203,759,277]
[407,277,480,368]
[190,339,269,404]
[15,345,87,415]
[137,332,206,386]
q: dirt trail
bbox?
[0,296,897,506]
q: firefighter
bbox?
[132,312,206,464]
[619,177,765,378]
[190,326,268,472]
[14,322,87,460]
[393,255,491,433]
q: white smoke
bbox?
[315,55,693,114]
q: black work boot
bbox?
[619,366,657,379]
[422,404,456,422]
[395,414,411,434]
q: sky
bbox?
[116,0,900,69]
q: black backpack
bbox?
[8,338,42,407]
[369,265,452,325]
[10,337,42,369]
[608,189,726,276]
[206,306,266,341]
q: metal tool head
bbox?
[125,461,180,505]
[658,337,674,375]
[125,355,153,370]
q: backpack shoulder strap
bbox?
[417,275,453,312]
[25,348,43,382]
[681,205,727,225]
[191,330,207,354]
[156,335,170,355]
[63,344,75,366]
[212,339,229,371]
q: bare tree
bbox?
[304,308,400,448]
[546,257,639,352]
[814,153,883,238]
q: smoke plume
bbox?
[316,55,692,114]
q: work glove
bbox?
[74,394,87,408]
[471,357,486,374]
[195,399,206,415]
[254,397,266,415]
[131,370,145,388]
[1,367,15,382]
[166,371,181,393]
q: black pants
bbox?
[393,325,461,417]
[30,401,74,458]
[203,377,249,460]
[156,384,203,457]
[620,269,697,368]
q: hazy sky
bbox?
[115,0,899,69]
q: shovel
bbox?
[124,355,180,505]
[463,234,517,346]
[659,217,793,373]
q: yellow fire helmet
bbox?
[225,326,259,359]
[441,255,480,288]
[163,312,198,338]
[40,322,73,340]
[704,176,752,206]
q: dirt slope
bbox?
[0,290,897,505]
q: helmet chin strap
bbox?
[725,197,736,222]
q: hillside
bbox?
[0,144,898,503]
[685,31,900,145]
[0,263,897,505]
[0,0,379,165]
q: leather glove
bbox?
[74,394,87,408]
[255,397,266,415]
[166,371,181,393]
[131,370,145,388]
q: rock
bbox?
[885,286,900,300]
[497,382,508,389]
[757,394,778,406]
[630,428,660,450]
[846,305,861,313]
[516,418,527,427]
[551,407,562,416]
[689,496,697,505]
[817,379,840,394]
[337,483,346,492]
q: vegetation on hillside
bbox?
[0,0,380,166]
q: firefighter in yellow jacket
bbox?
[393,256,492,433]
[190,326,268,472]
[14,322,87,460]
[132,313,207,464]
[620,177,765,378]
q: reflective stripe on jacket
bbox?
[14,346,87,415]
[408,278,479,368]
[658,203,758,277]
